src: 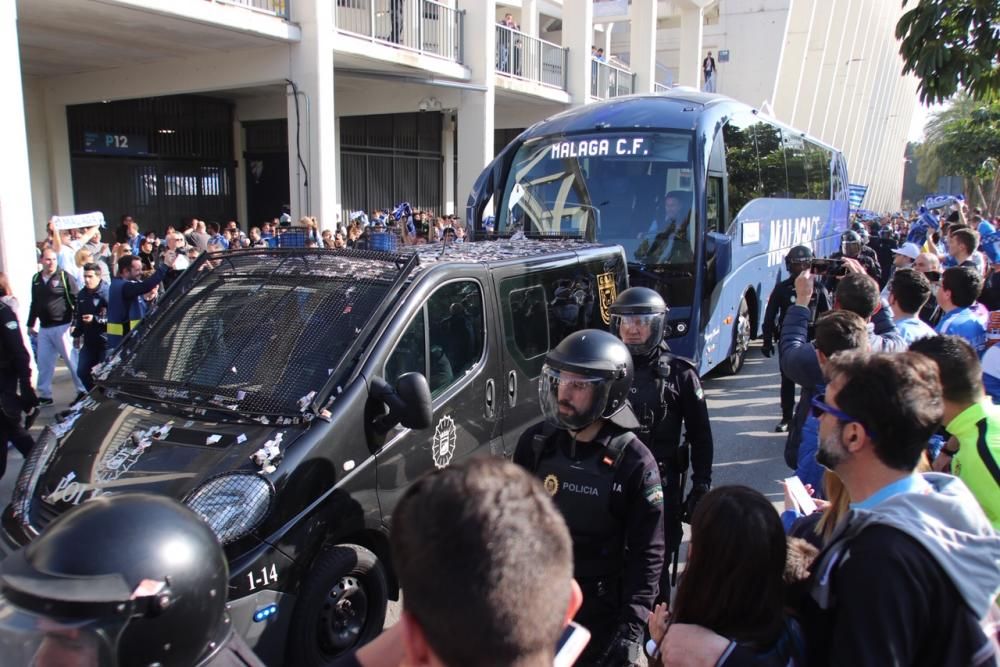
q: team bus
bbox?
[467,89,850,374]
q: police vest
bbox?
[631,352,688,463]
[531,426,630,580]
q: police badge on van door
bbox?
[432,415,457,469]
[597,272,618,325]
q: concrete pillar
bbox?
[629,0,657,93]
[522,0,538,38]
[442,113,456,215]
[602,23,614,55]
[1,1,38,325]
[43,91,74,219]
[456,0,495,220]
[563,0,594,104]
[234,120,248,229]
[677,5,704,88]
[771,0,814,121]
[287,0,338,231]
[811,0,848,137]
[790,0,830,130]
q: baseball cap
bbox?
[891,242,921,260]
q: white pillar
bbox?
[677,5,704,88]
[43,90,74,220]
[456,0,495,220]
[287,0,338,231]
[602,23,614,55]
[1,1,39,325]
[522,0,538,38]
[442,113,456,215]
[563,0,594,104]
[629,0,657,93]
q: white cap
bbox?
[891,242,921,260]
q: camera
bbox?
[810,258,845,275]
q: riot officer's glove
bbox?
[682,483,710,524]
[19,382,38,411]
[602,626,642,666]
[761,344,773,358]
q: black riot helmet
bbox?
[784,245,814,275]
[0,494,232,667]
[539,329,639,431]
[841,230,863,258]
[609,287,669,356]
[851,221,870,245]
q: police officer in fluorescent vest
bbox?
[514,330,664,666]
[608,287,714,602]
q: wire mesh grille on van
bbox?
[105,249,416,418]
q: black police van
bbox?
[2,240,627,665]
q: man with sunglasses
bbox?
[762,246,832,432]
[608,288,713,604]
[914,251,943,325]
[657,352,1000,666]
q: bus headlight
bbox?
[185,473,273,544]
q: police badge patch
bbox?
[543,474,559,496]
[597,271,618,325]
[431,415,457,469]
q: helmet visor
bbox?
[841,241,862,257]
[0,598,126,667]
[609,313,666,356]
[538,365,611,431]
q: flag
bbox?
[905,206,941,247]
[982,231,1000,265]
[848,184,868,210]
[392,202,415,236]
[923,193,964,210]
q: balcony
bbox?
[212,0,289,18]
[335,0,464,64]
[495,25,567,91]
[591,59,635,99]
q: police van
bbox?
[2,241,627,665]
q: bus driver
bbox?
[636,191,694,264]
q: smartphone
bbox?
[784,476,818,515]
[810,258,844,274]
[554,622,591,667]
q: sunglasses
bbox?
[810,394,876,438]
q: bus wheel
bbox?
[723,297,751,375]
[286,544,388,666]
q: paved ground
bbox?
[2,340,794,651]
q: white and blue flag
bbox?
[848,184,868,210]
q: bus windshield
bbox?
[497,131,696,266]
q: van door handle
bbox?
[507,371,517,408]
[485,379,495,419]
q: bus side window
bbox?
[722,113,762,230]
[757,123,787,199]
[783,132,809,199]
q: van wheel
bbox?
[722,297,751,375]
[286,544,388,666]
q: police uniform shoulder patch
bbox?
[644,483,664,507]
[695,386,704,400]
[543,474,559,496]
[5,321,17,330]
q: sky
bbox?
[908,101,947,143]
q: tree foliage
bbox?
[916,96,1000,212]
[896,0,1000,105]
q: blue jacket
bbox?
[107,266,166,349]
[72,284,109,349]
[936,307,986,355]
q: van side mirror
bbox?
[370,373,433,432]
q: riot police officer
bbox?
[762,246,832,432]
[0,493,265,667]
[829,229,882,287]
[0,301,37,482]
[607,287,713,601]
[514,330,664,667]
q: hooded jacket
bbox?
[803,474,1000,666]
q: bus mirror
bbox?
[707,232,731,281]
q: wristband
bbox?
[645,638,659,658]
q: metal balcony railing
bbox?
[335,0,464,64]
[213,0,290,18]
[654,82,669,93]
[591,59,636,99]
[495,25,567,91]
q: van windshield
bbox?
[496,131,696,266]
[105,251,405,417]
